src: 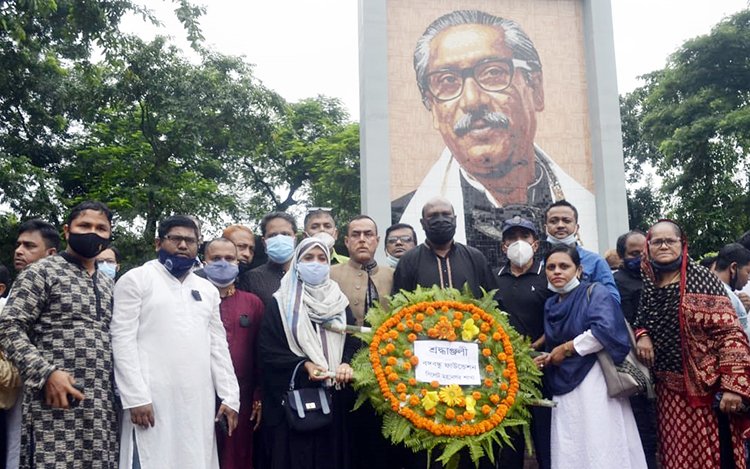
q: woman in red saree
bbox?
[634,220,750,468]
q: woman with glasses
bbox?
[537,244,646,469]
[634,220,750,468]
[258,237,357,469]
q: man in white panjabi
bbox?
[112,216,240,469]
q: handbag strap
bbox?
[289,360,307,391]
[319,388,331,415]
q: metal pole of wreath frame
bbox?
[359,0,628,257]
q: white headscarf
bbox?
[273,237,350,375]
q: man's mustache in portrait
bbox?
[454,109,510,137]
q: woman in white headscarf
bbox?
[258,237,356,469]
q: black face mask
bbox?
[238,262,253,275]
[68,232,110,259]
[423,215,456,245]
[651,254,682,274]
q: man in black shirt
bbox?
[493,216,551,469]
[392,197,495,298]
[613,229,657,469]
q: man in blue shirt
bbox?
[543,200,620,303]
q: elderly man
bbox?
[393,10,596,266]
[383,223,417,268]
[0,201,118,468]
[222,225,257,273]
[112,215,239,469]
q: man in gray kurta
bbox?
[0,201,118,468]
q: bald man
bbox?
[392,197,496,299]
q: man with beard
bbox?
[222,225,257,273]
[393,10,596,266]
[0,201,118,468]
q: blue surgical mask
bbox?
[623,256,641,274]
[297,261,329,286]
[158,249,198,278]
[266,235,295,264]
[203,260,239,288]
[546,231,578,247]
[97,261,117,279]
[548,276,580,294]
[385,253,400,269]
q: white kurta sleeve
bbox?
[111,271,152,409]
[208,291,240,412]
[572,329,604,356]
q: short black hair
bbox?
[65,201,113,226]
[544,244,581,267]
[18,219,60,250]
[737,230,750,251]
[107,246,121,263]
[700,255,717,269]
[346,215,378,236]
[260,212,297,237]
[157,215,199,240]
[715,243,750,271]
[544,200,578,222]
[303,210,335,230]
[385,223,418,246]
[0,264,10,296]
[616,229,646,258]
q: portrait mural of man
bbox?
[390,6,598,267]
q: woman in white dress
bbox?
[536,244,647,469]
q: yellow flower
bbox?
[421,391,439,411]
[439,384,465,407]
[464,395,477,416]
[461,318,480,341]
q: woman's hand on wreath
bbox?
[304,361,329,382]
[636,335,654,367]
[335,363,353,383]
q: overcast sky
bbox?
[122,0,749,118]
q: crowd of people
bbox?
[0,197,749,469]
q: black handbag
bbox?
[282,360,333,432]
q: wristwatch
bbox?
[564,341,576,357]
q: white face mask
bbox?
[547,276,580,294]
[385,253,399,268]
[312,231,336,250]
[506,240,534,267]
[546,230,578,247]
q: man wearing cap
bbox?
[493,216,552,469]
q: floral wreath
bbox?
[351,286,541,467]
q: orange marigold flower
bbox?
[452,319,462,328]
[492,332,502,341]
[453,311,464,320]
[485,365,494,373]
[390,330,399,339]
[410,356,419,366]
[426,306,436,316]
[385,343,395,353]
[441,305,449,313]
[387,356,397,366]
[500,383,508,391]
[403,349,412,358]
[421,389,428,396]
[384,366,393,374]
[480,322,491,332]
[445,408,456,420]
[447,332,457,341]
[413,323,423,333]
[406,320,415,329]
[396,323,406,332]
[503,369,511,378]
[408,378,417,386]
[472,391,482,400]
[472,313,481,321]
[388,373,399,382]
[463,411,473,421]
[478,333,488,342]
[415,313,425,321]
[481,405,491,415]
[409,395,421,406]
[490,394,501,404]
[456,415,465,423]
[379,348,388,355]
[482,348,492,357]
[396,383,407,393]
[402,362,411,371]
[399,393,407,401]
[426,407,436,416]
[497,353,507,361]
[407,333,417,342]
[434,317,453,340]
[506,396,515,406]
[430,380,439,388]
[484,378,493,388]
[427,328,438,338]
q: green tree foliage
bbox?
[620,9,750,255]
